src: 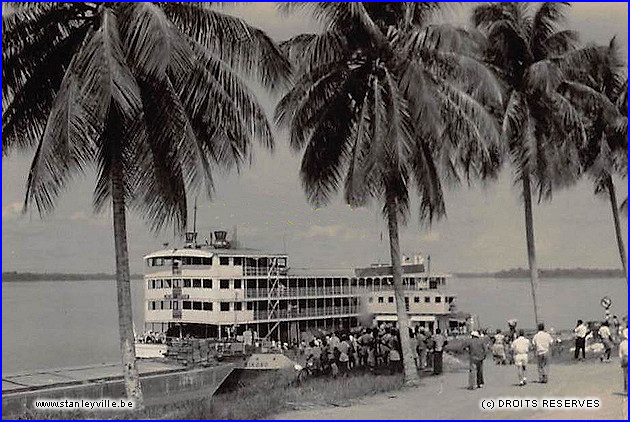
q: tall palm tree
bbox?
[3,2,290,407]
[561,38,628,282]
[473,2,592,325]
[276,2,502,385]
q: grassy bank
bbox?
[23,369,404,420]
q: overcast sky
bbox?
[2,2,628,274]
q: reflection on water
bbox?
[2,277,627,374]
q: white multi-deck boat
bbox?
[142,230,461,344]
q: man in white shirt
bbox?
[511,329,531,386]
[532,322,554,383]
[574,320,588,360]
[619,329,628,394]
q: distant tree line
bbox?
[455,268,625,279]
[2,271,144,282]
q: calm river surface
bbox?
[2,277,627,375]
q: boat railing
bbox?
[243,267,289,276]
[245,286,369,299]
[253,305,359,321]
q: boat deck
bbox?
[2,360,182,394]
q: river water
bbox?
[2,277,626,375]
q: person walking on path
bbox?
[619,328,628,394]
[574,320,588,360]
[598,322,613,362]
[416,329,428,370]
[432,328,448,375]
[511,329,531,386]
[492,329,507,365]
[532,322,554,383]
[506,320,518,365]
[466,331,487,390]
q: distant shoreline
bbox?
[2,268,625,282]
[2,272,144,282]
[454,268,625,279]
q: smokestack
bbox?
[213,230,230,248]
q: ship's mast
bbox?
[193,197,198,235]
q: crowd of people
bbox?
[464,315,629,392]
[300,324,450,378]
[298,314,628,394]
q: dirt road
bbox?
[273,358,628,420]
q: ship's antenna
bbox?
[193,196,198,234]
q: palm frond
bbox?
[3,23,90,156]
[160,2,291,90]
[276,61,349,151]
[530,2,570,60]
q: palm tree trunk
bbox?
[111,160,144,409]
[605,175,628,283]
[385,190,420,386]
[522,170,541,326]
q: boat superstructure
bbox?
[143,230,459,343]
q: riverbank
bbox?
[21,355,626,420]
[274,359,628,420]
[23,369,404,420]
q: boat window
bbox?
[378,297,384,304]
[424,296,430,303]
[233,257,242,266]
[220,279,230,289]
[151,280,157,289]
[192,257,202,265]
[220,257,230,265]
[234,302,242,311]
[172,301,179,310]
[414,296,420,303]
[278,257,287,267]
[172,279,181,288]
[164,279,172,288]
[202,257,212,265]
[246,302,253,310]
[435,296,442,303]
[233,279,242,289]
[388,297,394,303]
[192,301,202,310]
[193,279,202,288]
[160,301,166,310]
[203,302,212,311]
[183,279,192,288]
[158,279,164,289]
[203,279,212,289]
[220,302,230,311]
[183,301,192,310]
[429,279,438,289]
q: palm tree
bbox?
[3,2,290,407]
[473,2,592,325]
[276,2,502,385]
[561,38,628,282]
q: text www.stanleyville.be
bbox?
[480,397,601,411]
[33,398,135,411]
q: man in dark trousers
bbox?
[432,328,448,375]
[573,320,588,360]
[466,331,487,390]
